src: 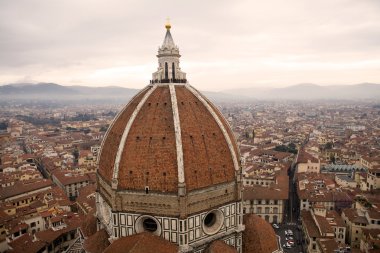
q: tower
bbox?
[151,20,187,84]
[96,23,244,253]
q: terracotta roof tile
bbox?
[205,240,237,253]
[0,179,53,201]
[317,238,339,253]
[297,149,319,164]
[176,86,235,191]
[8,233,46,253]
[103,232,178,253]
[301,210,321,238]
[84,229,110,253]
[243,214,278,253]
[98,87,150,185]
[98,84,239,193]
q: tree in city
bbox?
[325,142,333,149]
[330,154,336,164]
[73,147,79,164]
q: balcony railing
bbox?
[150,78,187,84]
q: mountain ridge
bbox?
[0,82,379,101]
[222,83,380,100]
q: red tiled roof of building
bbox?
[81,213,97,237]
[317,238,339,253]
[342,208,359,222]
[205,240,237,253]
[243,214,278,253]
[368,208,380,219]
[296,149,319,164]
[103,232,178,253]
[0,179,53,201]
[301,210,321,238]
[314,215,334,235]
[9,222,28,234]
[50,216,63,223]
[52,170,93,186]
[83,229,110,253]
[250,149,293,161]
[8,233,46,253]
[362,228,380,238]
[326,210,346,227]
[243,173,289,201]
[36,213,83,243]
[76,184,96,214]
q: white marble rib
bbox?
[98,86,151,166]
[112,85,157,183]
[169,84,185,184]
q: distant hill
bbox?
[0,83,77,95]
[1,82,379,102]
[0,83,140,101]
[0,82,244,103]
[223,83,380,100]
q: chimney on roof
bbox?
[313,204,327,217]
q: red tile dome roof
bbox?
[103,232,178,253]
[98,84,240,193]
[243,214,279,253]
[205,240,238,253]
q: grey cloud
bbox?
[0,0,379,90]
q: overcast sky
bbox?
[0,0,379,91]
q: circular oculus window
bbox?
[135,215,162,236]
[202,209,224,235]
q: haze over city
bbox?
[1,0,380,91]
[1,1,380,253]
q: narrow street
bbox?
[274,164,304,253]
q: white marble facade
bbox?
[97,193,243,252]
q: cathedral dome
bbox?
[98,83,240,193]
[96,24,244,252]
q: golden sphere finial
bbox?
[165,17,171,30]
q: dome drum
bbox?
[98,173,239,218]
